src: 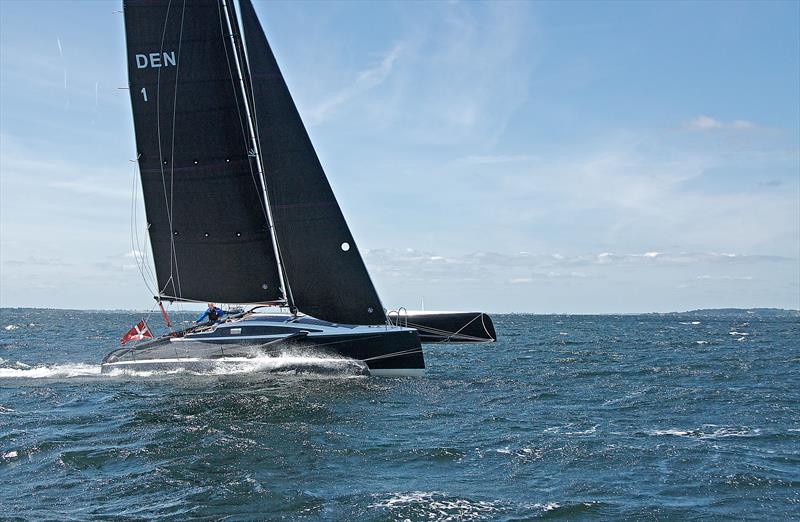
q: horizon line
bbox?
[1,306,797,316]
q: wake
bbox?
[0,362,102,379]
[0,355,369,380]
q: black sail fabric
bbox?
[239,0,386,325]
[124,0,283,303]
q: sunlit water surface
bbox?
[1,309,798,520]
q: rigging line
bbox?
[236,12,268,217]
[129,161,141,280]
[402,321,486,341]
[217,3,262,190]
[131,162,157,293]
[404,314,487,342]
[480,313,493,339]
[361,348,424,362]
[167,0,188,300]
[237,9,296,310]
[133,172,157,293]
[216,2,260,203]
[221,0,291,307]
[160,275,175,296]
[130,160,156,296]
[131,157,158,288]
[155,0,179,300]
[437,313,484,341]
[216,0,271,226]
[219,0,287,306]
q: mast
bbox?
[221,0,295,311]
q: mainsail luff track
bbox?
[220,0,292,310]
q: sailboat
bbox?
[101,0,495,377]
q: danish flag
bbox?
[120,320,153,345]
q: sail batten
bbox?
[239,0,387,325]
[124,0,283,304]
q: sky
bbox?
[0,0,798,313]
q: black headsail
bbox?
[123,0,283,304]
[238,0,386,325]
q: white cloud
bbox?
[366,248,798,313]
[3,256,69,266]
[306,43,404,126]
[435,128,798,258]
[366,248,792,274]
[459,154,536,165]
[686,115,757,131]
[696,275,754,281]
[1,135,131,201]
[301,2,537,146]
[48,179,128,199]
[688,115,723,129]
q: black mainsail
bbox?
[124,0,385,325]
[124,0,283,304]
[238,0,386,326]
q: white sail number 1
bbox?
[134,51,177,103]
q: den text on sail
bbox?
[135,51,176,68]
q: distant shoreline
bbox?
[0,307,797,318]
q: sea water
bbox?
[0,309,798,520]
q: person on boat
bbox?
[196,303,225,324]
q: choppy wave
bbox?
[367,492,598,519]
[544,423,599,436]
[3,323,36,331]
[647,426,762,439]
[369,491,502,520]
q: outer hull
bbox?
[388,311,497,343]
[102,313,424,376]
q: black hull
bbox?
[388,311,497,343]
[102,326,424,375]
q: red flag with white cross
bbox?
[120,320,153,345]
